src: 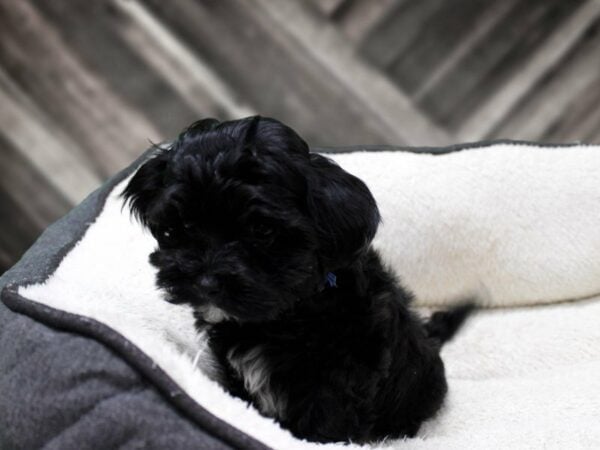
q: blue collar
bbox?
[324,272,337,288]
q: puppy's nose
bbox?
[196,275,220,295]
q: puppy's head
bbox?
[123,116,380,322]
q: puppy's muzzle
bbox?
[194,274,222,297]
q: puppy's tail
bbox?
[425,302,476,346]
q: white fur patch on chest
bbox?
[226,346,287,419]
[196,305,230,323]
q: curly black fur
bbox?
[123,116,473,444]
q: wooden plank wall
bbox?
[1,0,600,273]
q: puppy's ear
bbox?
[240,116,310,157]
[122,149,170,226]
[306,154,380,269]
[176,118,221,147]
[235,116,262,159]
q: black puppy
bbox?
[123,116,473,444]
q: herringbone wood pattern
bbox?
[2,0,600,272]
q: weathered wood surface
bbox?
[1,0,599,273]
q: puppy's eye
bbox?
[158,227,179,246]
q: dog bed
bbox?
[2,142,600,449]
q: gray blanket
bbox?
[0,149,267,450]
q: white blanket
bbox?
[20,144,600,449]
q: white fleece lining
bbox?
[20,144,600,449]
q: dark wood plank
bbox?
[334,0,405,43]
[0,134,71,229]
[478,7,600,141]
[0,0,162,176]
[459,0,600,140]
[0,134,71,274]
[540,41,600,143]
[144,0,411,145]
[359,0,445,69]
[308,0,349,17]
[3,0,600,273]
[386,0,495,94]
[0,190,42,275]
[29,0,236,137]
[251,0,450,145]
[416,0,585,130]
[0,67,103,202]
[112,1,254,121]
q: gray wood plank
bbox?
[0,0,162,176]
[3,0,600,273]
[144,0,436,145]
[334,0,401,43]
[249,0,450,145]
[114,1,255,121]
[0,134,71,274]
[0,69,102,204]
[458,0,600,140]
[386,0,496,94]
[29,0,245,136]
[412,0,516,102]
[541,63,600,143]
[359,0,445,69]
[491,17,600,142]
[0,134,71,230]
[308,0,349,17]
[416,0,583,131]
[0,190,42,275]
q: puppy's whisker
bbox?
[192,348,203,370]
